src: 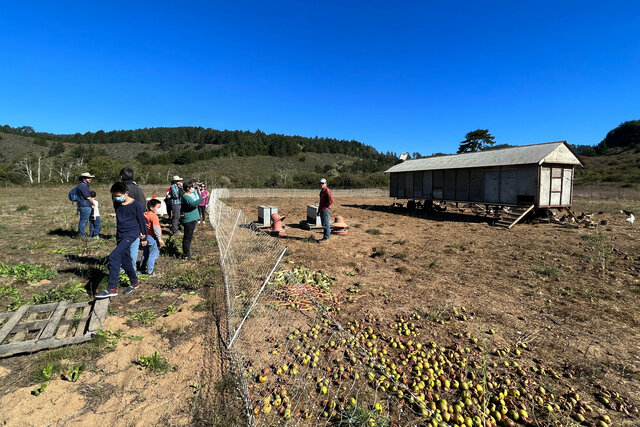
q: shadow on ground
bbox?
[343,203,494,224]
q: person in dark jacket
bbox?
[120,167,146,271]
[95,182,147,299]
[180,181,204,260]
[75,172,95,237]
[169,175,184,236]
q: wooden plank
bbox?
[0,334,95,358]
[507,205,535,229]
[74,305,92,337]
[87,299,109,332]
[11,319,50,333]
[0,306,28,344]
[38,301,69,339]
[11,311,39,343]
[56,306,77,339]
[28,302,62,313]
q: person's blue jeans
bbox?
[130,237,140,271]
[90,217,101,237]
[121,237,141,274]
[108,236,138,291]
[77,206,92,237]
[320,209,331,240]
[141,236,159,274]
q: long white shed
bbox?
[385,141,583,208]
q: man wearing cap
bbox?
[169,176,184,236]
[318,178,333,242]
[76,172,95,237]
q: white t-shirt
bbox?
[92,200,100,218]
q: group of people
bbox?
[73,168,210,299]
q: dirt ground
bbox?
[0,186,230,426]
[0,186,638,426]
[225,194,640,425]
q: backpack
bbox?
[68,185,79,202]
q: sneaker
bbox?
[317,238,328,243]
[181,255,192,260]
[123,283,139,295]
[95,288,117,299]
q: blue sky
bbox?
[1,1,638,155]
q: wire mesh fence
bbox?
[205,189,592,427]
[206,189,427,426]
[205,186,640,427]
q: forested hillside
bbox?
[0,125,399,188]
[1,120,638,188]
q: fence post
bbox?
[227,246,287,350]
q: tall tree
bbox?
[602,119,640,149]
[457,129,496,153]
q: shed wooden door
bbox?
[405,172,414,198]
[397,172,406,198]
[413,171,423,198]
[432,170,443,200]
[550,167,563,205]
[469,169,483,202]
[561,168,573,205]
[484,169,500,203]
[390,173,398,197]
[443,170,455,200]
[422,171,433,199]
[539,166,573,207]
[500,169,517,205]
[455,169,469,201]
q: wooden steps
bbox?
[495,204,535,229]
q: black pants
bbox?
[182,221,196,257]
[198,206,206,222]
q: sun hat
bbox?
[332,216,348,228]
[320,178,327,184]
[270,213,287,224]
[79,172,95,178]
[171,175,183,182]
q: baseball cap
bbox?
[320,178,327,184]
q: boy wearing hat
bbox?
[318,178,333,242]
[169,175,184,236]
[75,172,95,237]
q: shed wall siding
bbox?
[455,169,469,201]
[500,169,517,204]
[469,168,483,202]
[539,167,550,206]
[562,168,573,205]
[390,163,575,208]
[484,170,500,203]
[397,172,406,198]
[422,171,432,199]
[390,173,398,197]
[413,171,423,198]
[405,172,414,198]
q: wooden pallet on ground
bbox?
[0,299,109,358]
[495,204,535,229]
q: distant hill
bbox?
[0,126,397,188]
[1,122,639,188]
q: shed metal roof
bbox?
[385,141,583,173]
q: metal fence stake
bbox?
[227,247,287,350]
